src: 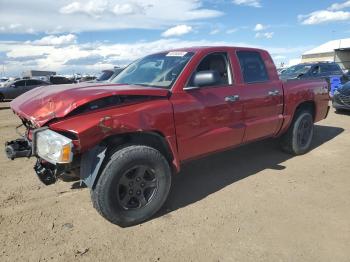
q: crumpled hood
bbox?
[10,82,169,127]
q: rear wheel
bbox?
[280,110,314,155]
[91,145,172,227]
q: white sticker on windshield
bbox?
[166,51,188,57]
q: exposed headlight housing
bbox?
[35,129,73,164]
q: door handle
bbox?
[225,95,240,102]
[268,90,280,96]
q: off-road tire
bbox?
[91,145,171,227]
[280,110,314,155]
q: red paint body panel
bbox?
[9,46,329,173]
[278,79,329,135]
[10,82,169,127]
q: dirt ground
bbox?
[0,102,349,262]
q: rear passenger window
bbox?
[237,51,269,83]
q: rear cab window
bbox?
[236,51,269,83]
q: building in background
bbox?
[302,38,350,70]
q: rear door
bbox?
[172,51,245,160]
[235,50,284,142]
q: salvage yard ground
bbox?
[0,102,349,262]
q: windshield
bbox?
[111,51,194,88]
[282,65,312,75]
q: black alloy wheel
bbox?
[117,165,158,210]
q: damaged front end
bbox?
[5,122,78,186]
[5,135,58,185]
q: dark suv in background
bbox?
[280,62,348,83]
[95,67,124,82]
[332,81,350,112]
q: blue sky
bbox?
[0,0,350,76]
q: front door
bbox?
[172,52,245,161]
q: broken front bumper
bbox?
[5,138,32,160]
[5,138,68,185]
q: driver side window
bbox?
[188,52,232,87]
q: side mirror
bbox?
[184,70,221,91]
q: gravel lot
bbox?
[0,102,349,262]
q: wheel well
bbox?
[102,132,174,165]
[295,101,316,121]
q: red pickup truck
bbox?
[5,47,330,226]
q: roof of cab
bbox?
[155,46,267,54]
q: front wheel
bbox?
[280,110,314,155]
[91,145,172,227]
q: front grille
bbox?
[339,94,350,106]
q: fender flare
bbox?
[80,145,107,188]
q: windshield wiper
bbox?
[133,83,153,87]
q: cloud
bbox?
[209,28,220,35]
[254,23,266,31]
[329,0,350,11]
[29,34,77,46]
[64,54,105,65]
[0,0,223,34]
[299,1,350,25]
[255,32,274,39]
[232,0,261,8]
[5,54,49,62]
[0,36,311,76]
[112,3,145,15]
[161,25,193,37]
[299,10,350,25]
[59,1,109,18]
[288,58,301,66]
[273,55,286,60]
[226,28,238,34]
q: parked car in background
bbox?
[0,77,19,87]
[5,46,330,226]
[50,75,75,85]
[0,77,9,84]
[96,67,124,82]
[0,79,49,101]
[332,81,350,112]
[80,75,97,82]
[277,68,287,75]
[280,62,348,84]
